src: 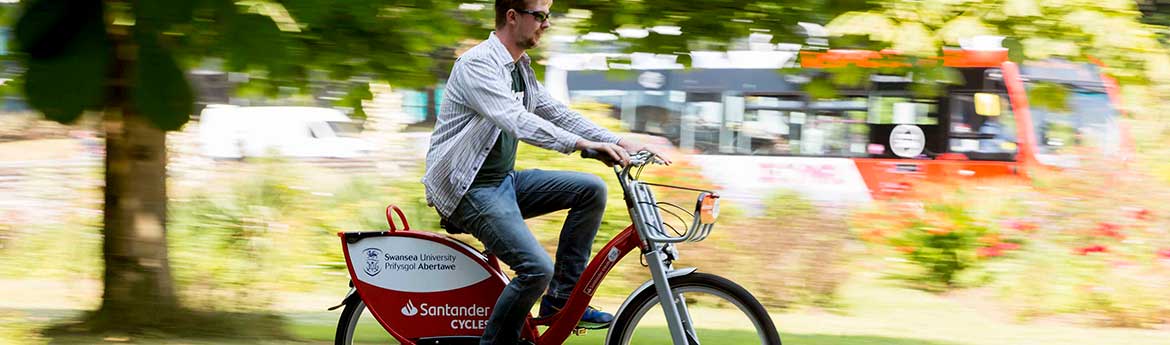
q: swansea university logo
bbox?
[363,248,383,276]
[401,300,419,316]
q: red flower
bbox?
[979,234,1001,245]
[1123,207,1153,221]
[1110,260,1135,268]
[1093,222,1126,240]
[977,247,1003,258]
[861,229,886,242]
[1005,219,1038,232]
[1075,245,1109,255]
[994,242,1021,251]
[1157,248,1170,259]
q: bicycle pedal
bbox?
[572,328,588,336]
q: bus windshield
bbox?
[1029,89,1121,158]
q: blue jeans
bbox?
[446,169,608,345]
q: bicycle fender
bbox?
[328,287,361,311]
[603,267,697,344]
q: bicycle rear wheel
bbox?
[607,272,781,345]
[335,299,399,345]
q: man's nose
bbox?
[541,18,550,29]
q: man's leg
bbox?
[448,176,553,345]
[512,170,607,303]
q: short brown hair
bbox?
[495,0,530,29]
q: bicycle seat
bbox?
[440,218,467,235]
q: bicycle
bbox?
[333,150,782,345]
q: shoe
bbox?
[539,296,614,329]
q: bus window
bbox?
[865,96,942,158]
[732,95,870,157]
[682,92,725,153]
[734,95,804,155]
[1029,87,1121,157]
[948,93,1017,161]
[805,98,868,157]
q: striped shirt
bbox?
[423,32,621,217]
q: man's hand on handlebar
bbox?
[576,140,630,167]
[618,138,672,166]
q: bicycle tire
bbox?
[607,272,782,345]
[335,298,366,345]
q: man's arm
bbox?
[454,57,582,153]
[533,81,673,165]
[532,82,622,144]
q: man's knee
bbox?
[515,255,554,287]
[577,173,607,205]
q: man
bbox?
[422,0,669,344]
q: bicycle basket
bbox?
[630,181,720,243]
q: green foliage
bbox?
[983,158,1170,327]
[1027,81,1072,112]
[168,160,393,311]
[0,312,47,345]
[13,0,480,131]
[559,0,873,54]
[14,0,109,124]
[335,83,375,121]
[747,190,851,308]
[134,39,195,131]
[853,185,1025,291]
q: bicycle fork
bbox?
[645,246,700,345]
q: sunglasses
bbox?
[515,9,550,23]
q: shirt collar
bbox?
[487,32,531,67]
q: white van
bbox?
[198,105,372,159]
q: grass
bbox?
[9,270,1168,345]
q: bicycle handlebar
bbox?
[580,149,662,168]
[579,148,621,167]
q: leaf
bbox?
[825,11,897,42]
[1027,82,1071,113]
[336,83,373,121]
[14,0,102,59]
[18,1,109,124]
[804,78,839,100]
[223,12,288,72]
[892,22,937,57]
[134,39,194,131]
[135,0,196,29]
[1003,38,1025,64]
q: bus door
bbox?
[939,91,1021,179]
[851,94,944,196]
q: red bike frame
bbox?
[339,205,646,345]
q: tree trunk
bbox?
[424,86,438,123]
[86,27,178,331]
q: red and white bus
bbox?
[556,47,1127,208]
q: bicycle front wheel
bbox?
[607,272,781,345]
[335,299,399,345]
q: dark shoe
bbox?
[539,296,614,329]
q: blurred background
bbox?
[2,0,1170,344]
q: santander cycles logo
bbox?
[398,300,490,329]
[401,300,419,316]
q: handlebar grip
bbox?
[581,148,619,167]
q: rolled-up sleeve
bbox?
[452,58,582,153]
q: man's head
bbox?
[495,0,551,50]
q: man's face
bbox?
[511,1,551,49]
